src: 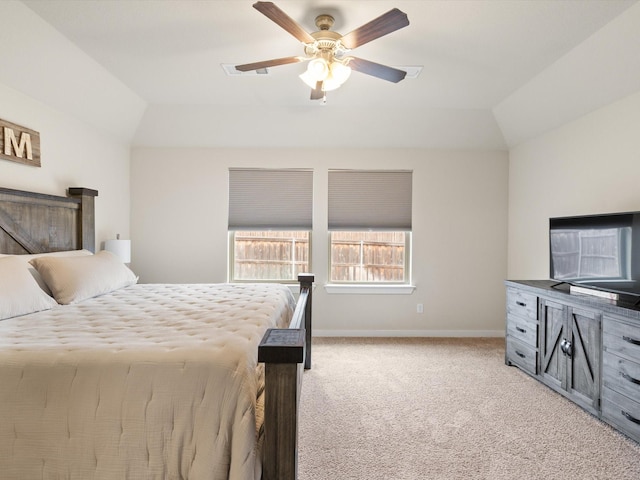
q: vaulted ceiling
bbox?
[5,1,640,149]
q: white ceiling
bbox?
[14,0,640,149]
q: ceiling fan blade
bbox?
[235,56,305,72]
[340,8,409,49]
[253,2,315,44]
[347,57,407,83]
[310,81,324,100]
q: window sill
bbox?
[324,284,416,295]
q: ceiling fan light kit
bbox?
[235,1,410,102]
[299,57,351,91]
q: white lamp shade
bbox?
[307,58,329,81]
[299,70,319,89]
[330,62,351,84]
[104,239,131,263]
[300,59,351,91]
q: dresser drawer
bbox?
[603,351,640,401]
[506,314,538,348]
[603,316,640,364]
[506,288,537,321]
[506,337,537,375]
[602,387,640,443]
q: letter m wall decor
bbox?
[0,118,41,167]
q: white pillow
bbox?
[0,249,93,295]
[0,256,58,320]
[30,250,138,305]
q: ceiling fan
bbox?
[235,2,410,101]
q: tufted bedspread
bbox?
[0,283,295,480]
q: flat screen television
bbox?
[549,211,640,298]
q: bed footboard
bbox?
[258,273,314,480]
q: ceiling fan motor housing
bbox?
[305,30,347,59]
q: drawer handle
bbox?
[621,371,640,386]
[515,326,527,334]
[516,301,527,307]
[623,335,640,346]
[622,410,640,426]
[515,350,526,359]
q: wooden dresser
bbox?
[505,280,640,443]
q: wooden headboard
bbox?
[0,187,98,254]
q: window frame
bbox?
[326,169,413,292]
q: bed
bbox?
[0,186,312,480]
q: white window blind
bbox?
[228,168,313,230]
[328,170,412,231]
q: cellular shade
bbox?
[228,168,313,230]
[328,170,412,231]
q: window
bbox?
[330,231,409,283]
[231,231,310,281]
[228,168,312,283]
[328,170,412,284]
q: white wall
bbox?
[0,82,132,249]
[131,148,509,336]
[0,1,143,250]
[0,1,145,142]
[508,89,640,280]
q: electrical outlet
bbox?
[417,303,424,314]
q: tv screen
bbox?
[549,212,640,297]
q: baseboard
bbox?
[313,329,505,338]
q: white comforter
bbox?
[0,283,295,480]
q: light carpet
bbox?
[298,337,640,480]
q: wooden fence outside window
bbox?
[234,232,309,280]
[233,231,406,282]
[330,232,405,282]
